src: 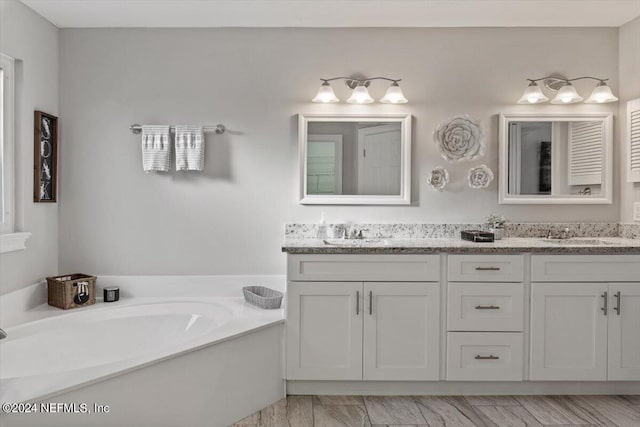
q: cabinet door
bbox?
[608,283,640,380]
[363,282,440,380]
[530,283,608,381]
[286,281,363,380]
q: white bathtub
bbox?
[0,276,285,427]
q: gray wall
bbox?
[0,0,59,294]
[58,27,619,276]
[619,16,640,222]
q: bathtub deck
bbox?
[232,394,640,427]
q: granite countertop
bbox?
[282,237,640,255]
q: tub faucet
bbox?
[0,328,6,340]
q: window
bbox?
[0,52,15,234]
[0,52,30,253]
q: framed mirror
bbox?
[299,114,411,204]
[499,113,613,204]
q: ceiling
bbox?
[20,0,640,28]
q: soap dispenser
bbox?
[317,212,328,239]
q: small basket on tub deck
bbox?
[242,286,283,309]
[47,273,97,309]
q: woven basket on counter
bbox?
[242,286,283,309]
[47,273,97,310]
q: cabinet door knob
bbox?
[474,354,499,360]
[475,266,501,271]
[601,292,608,316]
[614,291,621,315]
[475,305,500,310]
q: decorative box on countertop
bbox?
[460,230,495,243]
[47,273,96,310]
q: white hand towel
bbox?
[141,125,171,172]
[175,125,204,171]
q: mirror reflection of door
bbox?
[508,122,552,195]
[306,134,343,195]
[507,120,603,197]
[357,123,402,195]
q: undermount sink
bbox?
[322,238,390,246]
[542,238,617,245]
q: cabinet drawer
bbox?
[448,255,524,282]
[532,255,640,282]
[448,283,524,332]
[447,332,523,381]
[288,254,440,281]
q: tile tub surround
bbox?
[285,223,624,240]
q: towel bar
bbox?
[129,124,226,135]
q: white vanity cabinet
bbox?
[286,255,440,381]
[446,255,525,381]
[530,282,609,380]
[530,255,640,381]
[607,283,640,380]
[286,281,363,380]
[363,282,440,380]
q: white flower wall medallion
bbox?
[428,167,449,191]
[433,114,485,163]
[468,164,494,189]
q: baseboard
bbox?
[286,380,640,396]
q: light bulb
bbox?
[551,82,583,104]
[517,81,548,104]
[312,81,339,103]
[346,85,374,104]
[585,81,618,103]
[380,82,408,104]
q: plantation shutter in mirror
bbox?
[568,121,603,186]
[627,98,640,183]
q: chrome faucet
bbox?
[341,225,363,240]
[547,227,571,240]
[0,328,7,340]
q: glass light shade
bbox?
[585,82,618,103]
[380,82,408,104]
[346,85,374,104]
[517,82,548,104]
[312,82,339,103]
[551,83,583,104]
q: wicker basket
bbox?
[47,273,96,310]
[242,286,283,309]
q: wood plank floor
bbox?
[231,395,640,427]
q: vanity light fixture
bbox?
[518,76,618,105]
[347,85,375,104]
[312,76,408,104]
[585,81,619,104]
[380,81,409,104]
[311,81,340,103]
[551,82,583,104]
[517,81,549,104]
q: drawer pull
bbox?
[475,305,500,310]
[601,292,608,316]
[475,267,501,271]
[614,291,621,316]
[475,354,500,360]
